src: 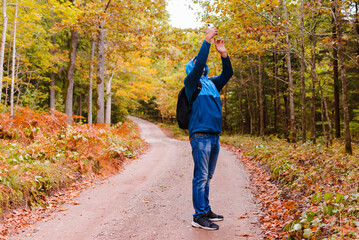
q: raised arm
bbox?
[210,39,233,92]
[184,27,218,99]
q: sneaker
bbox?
[191,215,219,230]
[206,209,224,222]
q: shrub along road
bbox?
[11,117,261,239]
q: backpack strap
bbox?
[190,81,202,106]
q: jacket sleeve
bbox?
[184,41,211,101]
[210,55,233,92]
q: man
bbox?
[184,25,233,230]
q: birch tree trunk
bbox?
[334,0,352,154]
[300,0,307,143]
[10,3,17,117]
[0,0,8,103]
[283,0,296,142]
[96,21,106,124]
[105,72,113,124]
[88,39,95,125]
[65,28,78,124]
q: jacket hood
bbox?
[185,57,209,77]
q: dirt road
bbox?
[12,117,262,240]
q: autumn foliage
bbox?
[222,135,359,239]
[0,107,144,218]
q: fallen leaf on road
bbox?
[142,199,149,203]
[238,213,248,219]
[236,233,253,237]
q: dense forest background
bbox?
[0,0,358,153]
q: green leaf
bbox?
[335,193,344,203]
[311,192,322,204]
[324,192,333,201]
[324,205,334,215]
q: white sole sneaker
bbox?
[191,220,218,230]
[208,217,223,222]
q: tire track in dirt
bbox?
[11,116,262,240]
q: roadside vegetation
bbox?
[221,135,359,239]
[0,107,144,218]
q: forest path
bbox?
[12,117,261,240]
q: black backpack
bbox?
[176,82,202,129]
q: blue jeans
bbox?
[190,133,220,218]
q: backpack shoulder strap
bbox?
[190,81,202,105]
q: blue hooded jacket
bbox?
[184,40,233,137]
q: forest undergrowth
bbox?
[0,107,145,237]
[221,135,359,239]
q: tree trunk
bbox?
[78,94,82,122]
[237,77,244,134]
[96,21,106,124]
[50,72,55,112]
[249,57,259,135]
[239,87,244,134]
[0,0,8,103]
[273,50,279,133]
[245,87,253,135]
[10,3,17,117]
[300,0,307,143]
[283,0,296,142]
[15,56,20,106]
[332,8,340,138]
[223,85,228,131]
[105,72,114,124]
[50,37,56,114]
[88,39,95,125]
[3,41,11,108]
[282,92,289,140]
[320,94,328,147]
[258,55,264,136]
[318,78,333,144]
[240,71,252,135]
[334,0,352,154]
[310,75,316,143]
[310,36,317,144]
[65,29,78,124]
[356,1,359,65]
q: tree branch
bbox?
[238,0,278,27]
[104,0,111,12]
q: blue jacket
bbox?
[184,40,233,137]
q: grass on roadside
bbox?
[156,122,189,141]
